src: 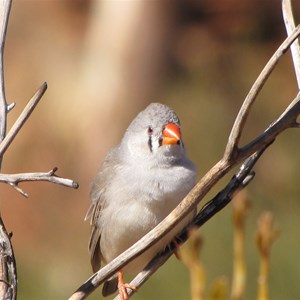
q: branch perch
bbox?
[69,25,300,300]
[0,167,79,198]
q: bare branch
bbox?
[0,167,79,197]
[224,25,300,160]
[0,0,11,146]
[0,217,16,300]
[239,92,300,158]
[282,0,300,88]
[0,1,15,299]
[0,82,47,159]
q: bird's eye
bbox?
[147,126,153,135]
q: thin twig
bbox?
[0,1,15,299]
[239,92,300,158]
[8,182,29,198]
[0,82,47,158]
[0,217,16,300]
[0,167,79,198]
[0,0,11,148]
[224,25,300,160]
[282,0,300,88]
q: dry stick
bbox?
[279,2,300,124]
[0,82,47,158]
[0,0,11,145]
[224,24,300,160]
[69,27,300,300]
[0,168,79,188]
[0,217,16,300]
[282,0,300,88]
[0,168,79,198]
[0,1,16,299]
[0,83,79,195]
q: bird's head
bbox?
[120,103,186,164]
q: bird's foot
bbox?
[118,271,137,300]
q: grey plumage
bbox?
[86,103,196,297]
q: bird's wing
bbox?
[85,147,120,272]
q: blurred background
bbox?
[0,0,300,299]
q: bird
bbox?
[85,103,196,299]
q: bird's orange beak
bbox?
[162,123,181,145]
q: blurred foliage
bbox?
[177,191,278,300]
[179,228,206,300]
[231,191,250,300]
[0,0,299,299]
[256,212,279,300]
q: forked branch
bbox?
[0,167,79,198]
[69,19,300,300]
[224,24,300,160]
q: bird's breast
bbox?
[99,161,195,269]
